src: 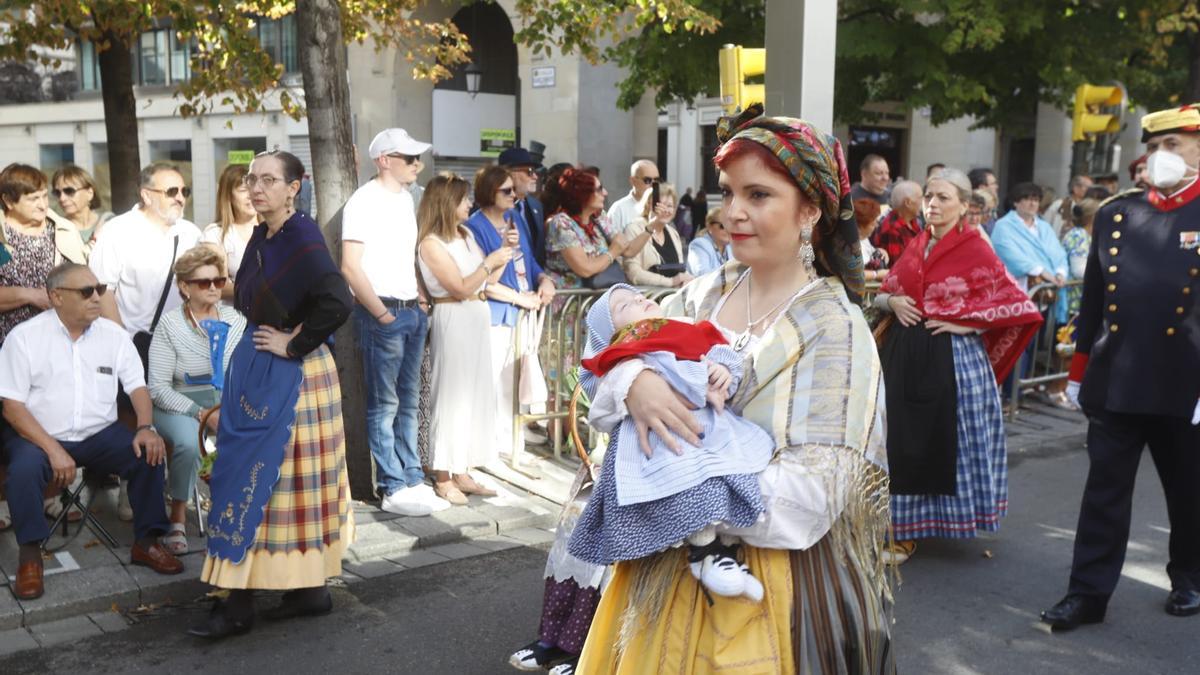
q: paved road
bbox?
[3,445,1196,675]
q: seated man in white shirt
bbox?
[0,263,183,601]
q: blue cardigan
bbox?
[465,209,546,327]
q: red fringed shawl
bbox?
[881,224,1042,383]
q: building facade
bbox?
[0,2,660,227]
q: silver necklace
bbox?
[731,272,820,351]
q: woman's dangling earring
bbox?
[799,221,816,275]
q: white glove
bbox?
[1065,381,1081,408]
[1192,398,1199,426]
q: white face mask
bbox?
[1145,150,1192,190]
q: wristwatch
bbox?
[135,424,158,434]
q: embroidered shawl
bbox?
[881,222,1043,383]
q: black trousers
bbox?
[1068,410,1200,598]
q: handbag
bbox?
[583,261,627,289]
[648,262,686,277]
[132,235,180,374]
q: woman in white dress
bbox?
[202,163,257,297]
[416,173,514,505]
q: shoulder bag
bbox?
[132,235,180,374]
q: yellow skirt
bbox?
[200,345,355,590]
[578,547,796,675]
[579,539,894,674]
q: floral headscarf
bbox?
[715,104,865,304]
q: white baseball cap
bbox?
[368,128,432,159]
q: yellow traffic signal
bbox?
[718,44,766,114]
[1072,84,1123,142]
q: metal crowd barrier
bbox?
[1004,279,1084,416]
[505,280,883,471]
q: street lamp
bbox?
[465,62,483,98]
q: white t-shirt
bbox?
[201,222,250,279]
[89,206,202,334]
[341,179,419,300]
[606,190,641,235]
[0,311,144,441]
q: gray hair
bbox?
[926,168,973,203]
[889,180,922,209]
[138,162,181,200]
[46,262,91,291]
[629,159,657,177]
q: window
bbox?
[170,32,193,83]
[149,140,193,222]
[79,41,101,91]
[39,144,75,175]
[139,30,168,86]
[257,16,298,73]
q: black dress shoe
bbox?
[186,601,254,639]
[262,587,333,621]
[1165,589,1200,617]
[1040,594,1107,630]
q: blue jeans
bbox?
[355,304,428,496]
[3,422,169,545]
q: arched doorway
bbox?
[431,2,518,177]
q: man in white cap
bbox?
[341,128,447,516]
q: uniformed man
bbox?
[1041,105,1200,630]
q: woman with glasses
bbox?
[622,182,693,288]
[191,150,353,639]
[50,164,113,247]
[465,165,557,466]
[685,207,734,277]
[202,164,257,291]
[0,163,89,343]
[542,167,654,290]
[147,246,245,553]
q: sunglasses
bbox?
[185,277,228,290]
[640,177,660,186]
[58,284,107,299]
[145,186,192,199]
[594,184,607,194]
[498,187,515,196]
[387,153,421,164]
[52,186,88,199]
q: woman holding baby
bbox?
[573,105,894,673]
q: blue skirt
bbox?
[568,428,764,566]
[891,334,1008,540]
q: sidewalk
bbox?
[0,400,1087,645]
[0,473,560,636]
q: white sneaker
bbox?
[380,487,433,517]
[410,483,452,512]
[700,552,745,598]
[740,563,764,603]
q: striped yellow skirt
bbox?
[201,345,355,590]
[578,538,894,674]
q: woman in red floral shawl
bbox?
[874,168,1041,563]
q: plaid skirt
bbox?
[891,334,1008,540]
[201,345,355,589]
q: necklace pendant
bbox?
[733,332,750,351]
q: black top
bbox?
[234,212,353,359]
[1076,190,1200,418]
[651,230,681,274]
